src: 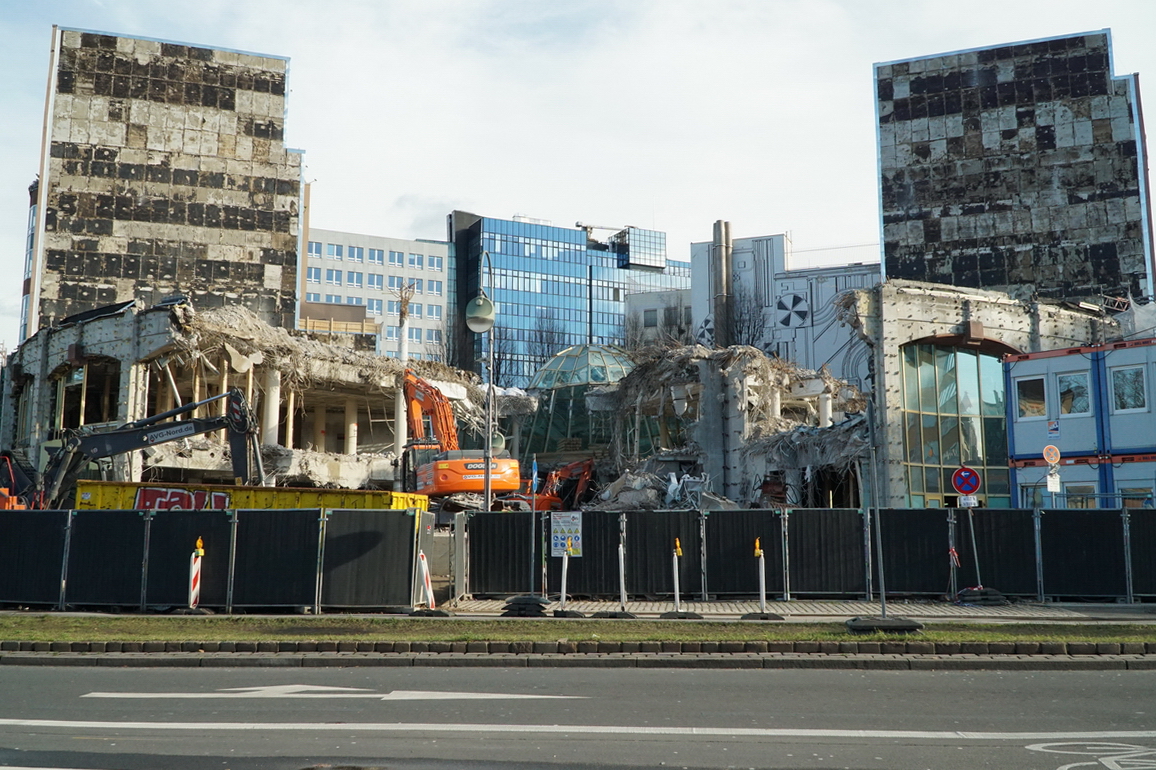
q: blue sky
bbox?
[2,0,1156,350]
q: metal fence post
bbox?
[139,510,153,612]
[1121,509,1135,604]
[314,509,327,615]
[225,509,238,615]
[58,511,74,611]
[1033,508,1045,602]
[781,509,791,601]
[699,510,708,602]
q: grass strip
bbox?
[0,615,1153,644]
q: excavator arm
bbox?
[402,370,460,451]
[34,388,263,509]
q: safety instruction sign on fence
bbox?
[550,512,582,557]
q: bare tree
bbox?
[488,325,522,388]
[529,310,566,369]
[727,287,769,348]
[623,311,646,350]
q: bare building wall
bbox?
[23,27,302,341]
[877,30,1154,303]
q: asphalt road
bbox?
[0,665,1153,769]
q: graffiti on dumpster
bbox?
[133,487,231,510]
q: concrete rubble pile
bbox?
[593,342,867,509]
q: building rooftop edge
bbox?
[55,25,290,63]
[873,28,1111,69]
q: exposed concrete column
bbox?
[217,354,229,417]
[344,397,358,455]
[769,387,781,420]
[113,360,148,482]
[284,390,295,450]
[311,407,327,452]
[261,368,281,446]
[394,383,407,458]
[818,392,833,428]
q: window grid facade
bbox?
[450,213,691,387]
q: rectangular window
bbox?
[325,294,341,304]
[1120,487,1153,508]
[385,325,398,340]
[1021,485,1046,508]
[408,326,423,342]
[643,308,658,328]
[306,267,321,284]
[427,304,442,319]
[426,328,442,342]
[346,271,363,288]
[367,298,383,315]
[347,246,364,262]
[427,280,443,296]
[428,255,444,271]
[410,279,423,294]
[346,296,363,305]
[408,253,424,269]
[1016,377,1045,418]
[1065,484,1096,509]
[388,250,404,266]
[307,241,322,258]
[1112,366,1147,411]
[326,243,343,260]
[325,269,342,286]
[367,273,383,290]
[411,304,422,319]
[368,248,384,265]
[305,292,320,303]
[387,300,400,315]
[1057,372,1090,415]
[388,276,403,290]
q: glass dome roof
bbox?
[528,344,634,390]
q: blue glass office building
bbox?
[448,212,691,386]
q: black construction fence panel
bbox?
[230,509,322,607]
[624,510,703,598]
[788,509,866,596]
[543,510,622,598]
[65,509,147,607]
[1039,509,1127,599]
[875,509,950,596]
[467,510,536,596]
[1128,509,1156,596]
[321,508,419,609]
[702,509,783,597]
[951,509,1038,596]
[144,510,233,608]
[0,510,69,606]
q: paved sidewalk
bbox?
[448,597,1156,622]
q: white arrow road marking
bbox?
[0,719,1153,740]
[81,685,582,701]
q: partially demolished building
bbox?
[590,343,866,509]
[22,27,302,343]
[0,298,488,490]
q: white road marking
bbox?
[81,685,581,700]
[0,718,1153,740]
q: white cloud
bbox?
[1,0,1155,351]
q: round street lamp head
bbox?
[465,295,496,334]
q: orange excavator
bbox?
[502,458,596,511]
[399,370,520,508]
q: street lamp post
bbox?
[465,253,497,511]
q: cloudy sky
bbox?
[2,0,1156,351]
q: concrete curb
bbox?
[3,640,1153,655]
[1,651,1154,671]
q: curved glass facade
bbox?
[900,343,1010,507]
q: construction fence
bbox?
[0,507,435,611]
[461,508,1156,602]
